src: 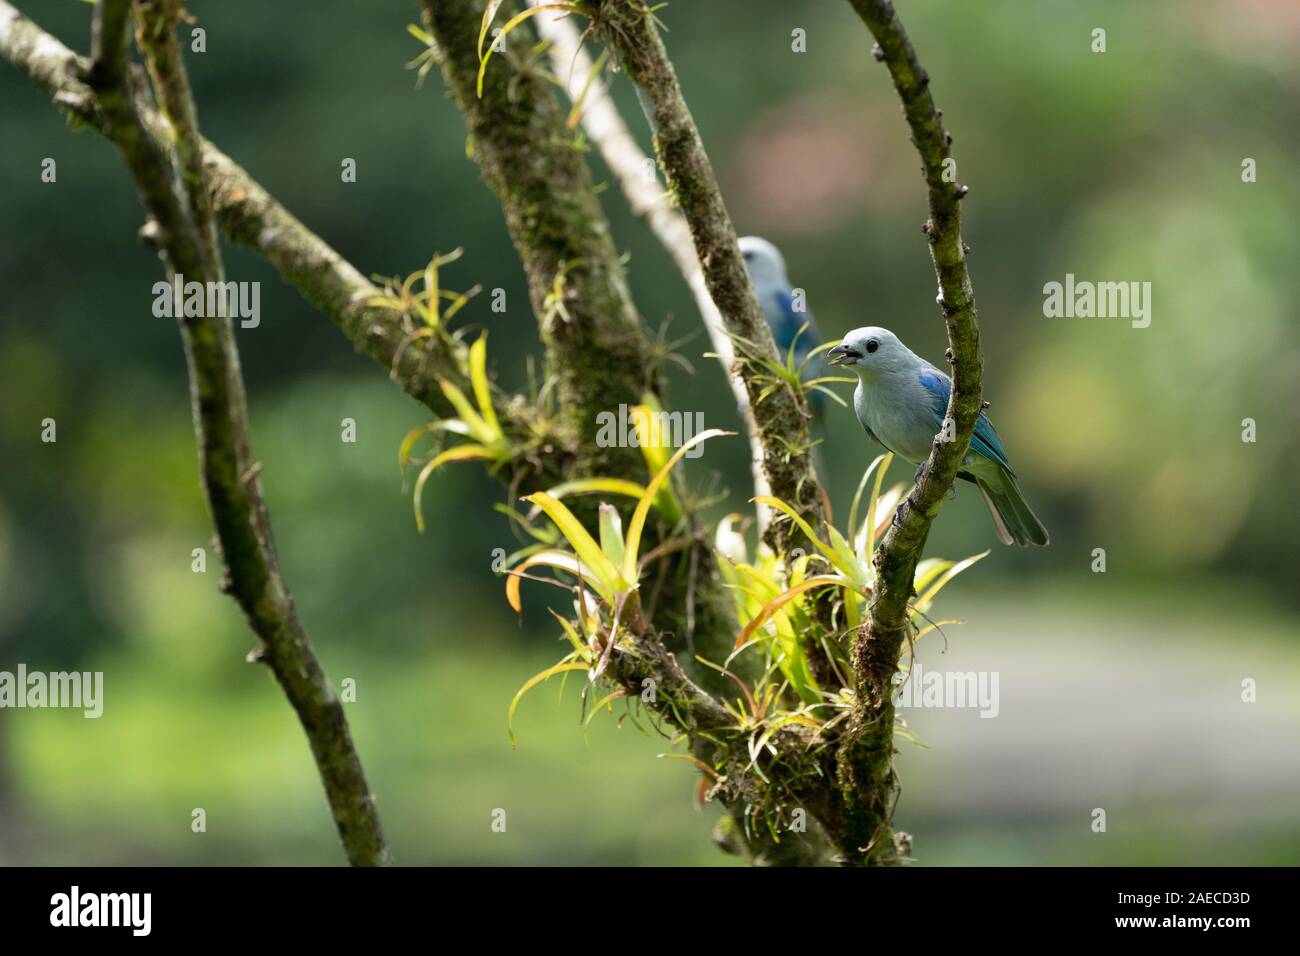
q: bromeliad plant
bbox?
[504,440,988,802]
[367,249,479,344]
[717,453,987,742]
[504,426,731,744]
[401,333,515,532]
[740,453,986,659]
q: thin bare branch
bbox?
[133,0,220,273]
[89,0,129,88]
[3,0,390,865]
[131,0,389,867]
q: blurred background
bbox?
[1,0,1297,865]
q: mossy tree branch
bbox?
[124,0,390,866]
[88,0,128,88]
[2,0,391,866]
[829,0,985,866]
[421,0,653,481]
[587,1,826,557]
[525,1,774,528]
[521,2,838,865]
[132,0,220,273]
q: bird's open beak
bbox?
[827,344,859,366]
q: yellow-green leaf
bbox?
[826,524,869,591]
[508,660,589,748]
[657,752,719,780]
[912,558,953,596]
[547,607,587,654]
[752,495,839,569]
[413,444,496,532]
[468,333,501,436]
[914,550,989,611]
[734,574,845,649]
[540,477,646,505]
[477,0,505,60]
[622,429,732,582]
[598,503,625,570]
[629,403,670,476]
[848,453,890,551]
[437,377,489,439]
[399,420,472,469]
[522,492,627,601]
[504,550,604,613]
[477,4,585,98]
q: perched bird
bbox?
[827,327,1049,547]
[740,236,823,412]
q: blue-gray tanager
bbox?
[740,236,823,414]
[828,327,1049,547]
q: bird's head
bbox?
[827,326,910,374]
[739,235,789,289]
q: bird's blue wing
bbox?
[916,369,1013,474]
[770,290,820,360]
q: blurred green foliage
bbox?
[0,0,1296,864]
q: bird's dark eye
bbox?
[866,339,879,354]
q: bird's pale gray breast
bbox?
[853,373,939,464]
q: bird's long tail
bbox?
[974,469,1050,547]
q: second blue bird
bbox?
[740,236,824,415]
